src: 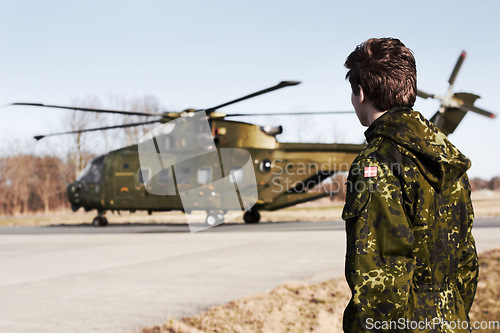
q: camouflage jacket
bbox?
[342,107,479,332]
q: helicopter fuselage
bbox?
[67,119,365,225]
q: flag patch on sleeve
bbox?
[364,166,377,178]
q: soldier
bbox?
[342,38,479,332]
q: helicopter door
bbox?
[111,154,138,207]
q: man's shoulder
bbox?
[357,137,384,160]
[354,136,404,170]
[343,150,403,221]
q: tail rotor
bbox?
[417,51,496,135]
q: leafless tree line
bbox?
[470,177,500,191]
[0,155,75,215]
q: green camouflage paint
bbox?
[342,107,478,332]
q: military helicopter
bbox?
[16,81,365,227]
[12,51,495,227]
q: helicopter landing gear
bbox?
[92,211,108,227]
[244,209,261,224]
[205,211,225,226]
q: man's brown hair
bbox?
[345,38,416,111]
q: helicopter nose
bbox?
[67,182,83,211]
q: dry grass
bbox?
[142,278,350,333]
[142,249,500,333]
[469,248,500,332]
[470,190,500,218]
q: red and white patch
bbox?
[364,166,377,178]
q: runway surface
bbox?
[2,217,500,235]
[0,218,499,333]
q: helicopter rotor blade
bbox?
[205,81,301,113]
[417,89,435,100]
[225,110,355,117]
[448,51,467,88]
[34,119,162,141]
[459,104,497,119]
[11,102,163,117]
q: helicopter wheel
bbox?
[92,216,108,227]
[244,209,260,224]
[205,211,224,226]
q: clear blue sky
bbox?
[1,0,499,178]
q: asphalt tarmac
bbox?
[0,218,498,333]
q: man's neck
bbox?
[368,109,387,125]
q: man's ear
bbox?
[358,85,365,103]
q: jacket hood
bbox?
[365,107,471,191]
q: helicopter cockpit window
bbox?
[197,167,212,185]
[77,156,104,183]
[229,167,244,184]
[138,168,151,184]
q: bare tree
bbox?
[104,93,162,146]
[32,156,66,214]
[0,158,9,214]
[123,95,161,145]
[2,155,35,215]
[65,95,104,177]
[60,94,166,181]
